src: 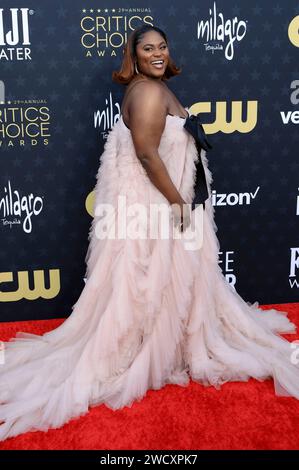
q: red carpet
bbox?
[0,303,299,450]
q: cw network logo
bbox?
[0,268,61,302]
[189,100,258,134]
[288,15,299,47]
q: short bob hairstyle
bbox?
[112,24,182,85]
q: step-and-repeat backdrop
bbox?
[0,0,298,322]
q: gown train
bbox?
[0,108,298,441]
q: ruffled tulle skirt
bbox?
[0,112,298,441]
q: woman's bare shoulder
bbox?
[122,79,167,115]
[126,78,165,98]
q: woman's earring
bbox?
[134,62,139,74]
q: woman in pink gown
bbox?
[0,25,298,442]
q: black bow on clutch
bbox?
[183,113,212,211]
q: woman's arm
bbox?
[128,81,186,208]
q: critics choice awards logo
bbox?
[80,7,153,58]
[0,81,51,148]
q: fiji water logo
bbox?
[197,1,247,61]
[0,8,31,45]
[0,180,44,233]
[0,7,33,61]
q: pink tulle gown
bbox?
[0,107,299,441]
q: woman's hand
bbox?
[171,201,191,233]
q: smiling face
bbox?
[135,30,169,80]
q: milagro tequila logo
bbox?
[0,7,33,61]
[94,92,121,137]
[197,1,247,60]
[0,180,44,233]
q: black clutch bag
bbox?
[183,113,212,211]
